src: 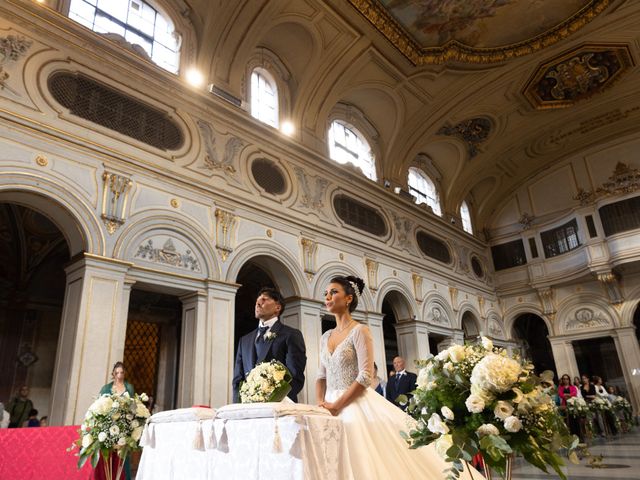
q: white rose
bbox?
[98,432,107,442]
[109,425,120,436]
[136,402,151,418]
[427,413,450,435]
[444,362,454,373]
[112,401,120,410]
[140,393,149,402]
[131,420,139,428]
[90,396,113,415]
[132,426,143,441]
[426,381,437,391]
[481,337,493,350]
[434,434,453,459]
[441,406,455,421]
[476,423,499,437]
[465,394,485,413]
[511,387,524,403]
[470,383,494,403]
[504,416,522,432]
[449,345,467,363]
[416,367,430,389]
[112,413,120,421]
[494,401,514,420]
[436,350,450,362]
[117,437,127,446]
[81,434,93,448]
[81,424,88,432]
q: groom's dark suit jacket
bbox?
[386,371,417,409]
[232,319,307,402]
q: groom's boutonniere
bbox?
[264,331,277,341]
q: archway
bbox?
[124,289,182,413]
[0,203,70,420]
[513,313,556,375]
[634,303,640,344]
[233,255,299,355]
[461,311,480,340]
[380,290,413,375]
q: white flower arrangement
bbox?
[264,331,277,341]
[566,397,590,417]
[239,360,292,403]
[74,392,150,479]
[405,337,578,480]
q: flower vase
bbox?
[482,455,513,480]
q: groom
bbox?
[232,287,307,402]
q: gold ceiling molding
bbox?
[348,0,611,65]
[523,43,634,109]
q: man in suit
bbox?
[233,287,307,402]
[385,356,417,410]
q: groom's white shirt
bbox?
[256,316,278,339]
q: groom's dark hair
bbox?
[258,287,286,315]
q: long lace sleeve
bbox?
[352,325,373,388]
[317,331,328,380]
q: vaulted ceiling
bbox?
[179,0,639,230]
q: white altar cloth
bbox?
[137,413,352,480]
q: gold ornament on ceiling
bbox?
[573,162,640,205]
[348,0,611,65]
[523,44,634,109]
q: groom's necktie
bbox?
[255,326,269,360]
[256,326,269,343]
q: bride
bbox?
[316,275,483,479]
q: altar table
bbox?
[137,414,352,480]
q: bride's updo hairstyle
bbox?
[330,275,365,313]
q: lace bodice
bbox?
[318,324,373,391]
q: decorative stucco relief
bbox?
[134,237,201,272]
[565,307,610,331]
[0,34,32,96]
[488,315,505,339]
[427,304,450,326]
[196,119,247,176]
[294,166,330,216]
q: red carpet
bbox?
[0,426,94,480]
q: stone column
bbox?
[612,327,640,413]
[548,336,579,379]
[206,281,239,407]
[364,312,387,381]
[394,320,430,373]
[49,255,131,425]
[281,298,323,404]
[178,291,208,408]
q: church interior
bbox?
[1,3,640,472]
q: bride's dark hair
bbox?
[330,275,365,312]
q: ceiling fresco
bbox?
[349,0,611,64]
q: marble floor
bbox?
[508,428,640,479]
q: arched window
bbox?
[251,69,278,128]
[328,120,376,181]
[408,167,441,216]
[461,200,473,234]
[68,0,181,73]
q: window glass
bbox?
[408,167,441,216]
[68,0,180,73]
[328,121,376,181]
[250,70,278,128]
[461,201,473,234]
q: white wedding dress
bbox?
[319,324,483,480]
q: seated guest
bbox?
[0,402,9,428]
[39,416,48,427]
[385,356,417,410]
